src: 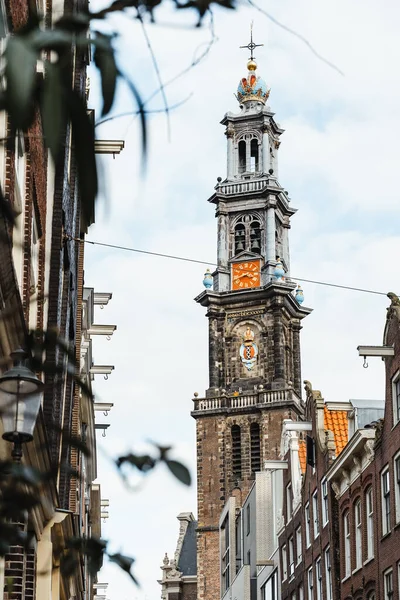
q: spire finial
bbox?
[240,22,264,61]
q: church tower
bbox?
[192,39,311,600]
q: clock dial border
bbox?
[231,259,261,290]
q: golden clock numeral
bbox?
[252,276,257,281]
[239,265,243,270]
[244,283,248,287]
[244,263,248,268]
[252,265,257,271]
[239,282,244,287]
[249,281,253,286]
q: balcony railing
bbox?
[192,388,301,413]
[218,179,266,196]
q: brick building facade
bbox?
[0,2,115,600]
[327,294,400,600]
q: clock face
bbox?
[232,260,261,290]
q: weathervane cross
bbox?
[240,22,263,61]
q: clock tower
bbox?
[192,44,311,600]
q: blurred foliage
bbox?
[0,0,233,587]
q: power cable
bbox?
[66,235,390,298]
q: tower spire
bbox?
[239,22,264,61]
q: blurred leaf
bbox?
[165,459,191,486]
[29,29,73,51]
[116,453,156,472]
[94,34,117,116]
[175,0,236,23]
[40,63,66,160]
[55,12,90,33]
[118,73,147,168]
[67,90,97,225]
[108,553,139,585]
[4,37,38,130]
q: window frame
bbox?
[307,567,313,600]
[366,487,374,559]
[312,490,320,539]
[315,558,322,600]
[321,478,329,526]
[282,544,288,581]
[384,568,393,600]
[394,453,400,525]
[325,547,332,600]
[355,499,362,569]
[305,502,311,548]
[381,467,391,536]
[221,515,230,594]
[289,536,295,579]
[296,526,302,565]
[344,511,351,578]
[392,371,400,427]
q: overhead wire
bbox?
[65,235,390,298]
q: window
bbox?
[289,537,294,578]
[282,544,288,581]
[221,516,230,594]
[393,375,400,425]
[250,423,261,473]
[238,140,246,174]
[315,558,322,600]
[398,563,400,600]
[384,569,393,600]
[325,547,332,600]
[235,515,242,574]
[307,567,313,600]
[355,500,362,569]
[250,220,261,252]
[299,586,304,600]
[231,425,242,480]
[287,483,293,522]
[234,222,246,254]
[262,570,277,600]
[344,512,351,577]
[250,139,259,172]
[366,487,374,559]
[395,454,400,524]
[305,503,311,547]
[296,526,302,565]
[246,504,251,535]
[321,479,329,526]
[312,491,319,538]
[382,468,391,535]
[367,592,376,600]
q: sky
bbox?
[84,1,400,598]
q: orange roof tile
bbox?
[298,439,306,473]
[324,406,348,456]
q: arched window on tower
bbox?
[234,222,245,255]
[250,423,261,474]
[250,139,259,172]
[231,425,242,480]
[250,220,261,253]
[238,140,246,174]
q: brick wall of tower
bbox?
[196,405,298,600]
